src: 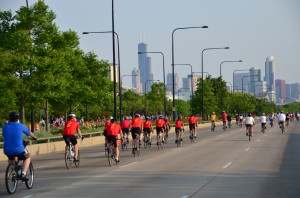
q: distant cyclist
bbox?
[188,114,198,139]
[221,111,227,129]
[143,116,153,145]
[62,114,83,162]
[156,115,166,144]
[121,116,131,144]
[278,111,286,130]
[226,114,232,128]
[285,112,290,127]
[245,113,255,136]
[2,111,37,181]
[106,118,123,162]
[175,115,184,143]
[131,114,143,146]
[210,112,217,131]
[164,117,171,139]
[260,113,267,132]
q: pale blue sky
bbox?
[1,0,300,87]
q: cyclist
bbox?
[260,113,267,132]
[269,113,275,127]
[131,114,143,146]
[175,115,184,143]
[62,114,83,162]
[156,115,166,144]
[121,116,131,144]
[239,114,244,126]
[221,111,227,129]
[3,111,37,181]
[245,113,255,136]
[285,112,290,127]
[164,117,171,139]
[227,114,232,128]
[235,114,239,126]
[143,116,153,145]
[210,112,217,131]
[278,111,286,130]
[106,118,123,162]
[188,114,198,139]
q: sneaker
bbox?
[132,149,135,154]
[175,140,178,143]
[194,136,197,139]
[162,140,165,143]
[246,132,249,136]
[189,135,192,140]
[21,174,29,181]
[180,138,183,141]
[115,158,120,163]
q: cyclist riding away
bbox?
[260,113,267,132]
[175,115,184,143]
[2,111,37,181]
[156,115,166,144]
[131,114,143,146]
[164,117,171,139]
[245,113,255,136]
[221,111,227,129]
[62,114,83,162]
[278,111,286,130]
[188,114,198,139]
[121,116,131,144]
[106,118,123,162]
[211,112,217,131]
[227,113,232,128]
[285,112,290,127]
[143,116,153,145]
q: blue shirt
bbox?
[2,122,30,156]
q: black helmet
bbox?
[9,111,19,121]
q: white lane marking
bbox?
[223,162,232,169]
[119,162,137,168]
[245,147,250,152]
[173,147,182,151]
[23,195,34,198]
[35,166,47,169]
[181,196,189,198]
[257,139,261,142]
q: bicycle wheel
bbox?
[25,162,34,189]
[65,149,72,169]
[144,136,148,148]
[108,147,114,166]
[74,150,80,167]
[5,164,18,194]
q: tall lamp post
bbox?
[171,25,208,120]
[174,64,193,112]
[120,74,137,122]
[220,60,243,77]
[233,69,248,92]
[138,51,166,116]
[82,30,120,120]
[145,80,160,116]
[201,47,229,119]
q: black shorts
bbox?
[189,124,196,131]
[63,135,77,146]
[245,124,253,128]
[175,127,182,135]
[156,127,163,135]
[7,151,30,161]
[131,127,141,139]
[122,128,130,134]
[106,136,118,148]
[144,128,151,134]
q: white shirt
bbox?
[260,116,267,123]
[278,113,286,121]
[245,116,255,125]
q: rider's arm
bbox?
[77,127,82,138]
[29,132,37,140]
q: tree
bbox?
[147,82,166,115]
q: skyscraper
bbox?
[275,79,286,104]
[132,68,142,93]
[264,56,275,92]
[233,72,249,92]
[249,67,262,94]
[138,43,153,92]
[167,73,179,94]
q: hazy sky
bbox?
[1,0,300,88]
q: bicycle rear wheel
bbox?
[108,147,114,166]
[74,150,80,167]
[5,164,18,194]
[65,149,72,169]
[25,162,34,189]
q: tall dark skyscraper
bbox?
[138,43,153,92]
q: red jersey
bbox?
[156,119,165,128]
[62,119,79,136]
[175,120,183,128]
[188,116,197,124]
[165,120,170,127]
[104,121,111,131]
[121,120,130,129]
[107,122,121,136]
[144,120,152,129]
[132,117,143,128]
[222,113,227,121]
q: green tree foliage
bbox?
[147,82,166,115]
[122,90,144,116]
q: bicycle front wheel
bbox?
[5,164,18,194]
[25,162,34,189]
[65,150,72,169]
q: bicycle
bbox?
[227,121,231,128]
[121,132,129,151]
[189,128,196,143]
[164,126,169,144]
[5,140,34,194]
[157,132,164,149]
[143,131,152,148]
[261,123,266,133]
[279,121,285,133]
[65,136,83,169]
[175,128,184,147]
[246,125,253,141]
[222,121,227,131]
[106,138,120,166]
[132,133,140,156]
[211,121,216,132]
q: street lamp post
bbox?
[220,60,243,77]
[201,47,229,120]
[171,25,208,120]
[82,30,120,120]
[232,69,248,92]
[138,51,166,116]
[120,74,137,121]
[145,80,160,116]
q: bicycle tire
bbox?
[108,146,114,166]
[74,150,80,167]
[176,138,180,147]
[5,164,18,194]
[25,162,34,189]
[65,149,72,169]
[144,136,148,148]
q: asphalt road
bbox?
[0,121,299,198]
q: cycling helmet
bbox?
[9,111,19,121]
[190,113,194,116]
[159,115,164,119]
[212,112,215,114]
[164,116,168,121]
[134,114,140,118]
[68,114,76,119]
[178,115,182,120]
[146,116,150,120]
[262,113,265,116]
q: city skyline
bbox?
[1,0,300,89]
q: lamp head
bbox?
[225,47,230,49]
[82,32,89,34]
[202,26,209,28]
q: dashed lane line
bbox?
[223,162,232,169]
[119,162,138,168]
